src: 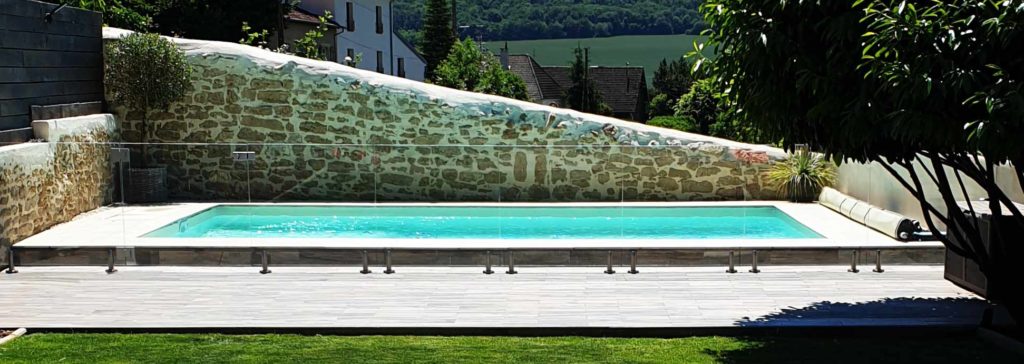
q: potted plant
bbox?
[765,149,838,202]
[106,33,191,203]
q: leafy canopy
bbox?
[563,46,612,115]
[434,38,529,100]
[696,0,1024,165]
[698,0,1024,320]
[105,32,192,113]
[293,11,334,61]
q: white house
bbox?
[301,0,426,81]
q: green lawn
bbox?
[484,34,710,87]
[0,334,1019,363]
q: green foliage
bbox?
[44,0,167,31]
[674,78,719,135]
[765,150,838,202]
[563,46,611,115]
[394,0,704,41]
[434,39,528,100]
[648,93,675,117]
[422,0,456,80]
[239,22,271,49]
[105,33,191,114]
[699,0,1024,320]
[648,115,696,132]
[652,56,694,103]
[293,11,333,61]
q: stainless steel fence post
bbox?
[604,250,616,274]
[6,247,17,274]
[106,248,117,274]
[848,250,860,273]
[749,250,760,273]
[727,251,737,274]
[384,249,395,274]
[360,250,371,274]
[873,250,885,273]
[506,251,517,274]
[483,250,494,275]
[259,249,271,274]
[628,250,638,274]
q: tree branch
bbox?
[928,156,988,265]
[872,157,979,258]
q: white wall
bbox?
[392,34,425,81]
[835,158,1022,229]
[302,0,424,81]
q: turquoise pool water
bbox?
[145,206,822,240]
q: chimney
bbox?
[500,42,509,70]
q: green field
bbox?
[1,334,1020,363]
[485,34,709,87]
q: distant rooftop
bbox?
[504,54,647,121]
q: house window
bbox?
[346,2,355,31]
[376,51,384,73]
[346,48,355,66]
[397,58,406,78]
[375,6,384,34]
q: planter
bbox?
[127,167,168,203]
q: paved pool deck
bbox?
[0,265,984,331]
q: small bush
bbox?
[106,33,191,114]
[648,116,697,132]
[765,150,838,202]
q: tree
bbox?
[652,56,694,102]
[433,38,528,100]
[699,0,1024,320]
[675,78,719,135]
[648,55,695,118]
[563,46,611,115]
[422,0,456,80]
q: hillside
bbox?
[394,0,703,42]
[484,35,709,87]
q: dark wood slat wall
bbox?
[0,0,103,142]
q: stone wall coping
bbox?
[1,114,116,171]
[102,27,786,160]
[31,114,117,143]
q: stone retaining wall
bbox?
[0,114,116,247]
[106,28,785,202]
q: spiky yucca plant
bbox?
[765,150,838,202]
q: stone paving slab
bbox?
[0,265,985,329]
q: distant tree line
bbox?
[394,0,703,42]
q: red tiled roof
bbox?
[286,7,340,28]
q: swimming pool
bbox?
[145,206,822,240]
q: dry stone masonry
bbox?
[0,115,115,245]
[106,28,785,202]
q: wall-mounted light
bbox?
[44,3,69,23]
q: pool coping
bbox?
[14,201,945,250]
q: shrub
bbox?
[765,150,837,202]
[106,32,191,166]
[648,116,697,132]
